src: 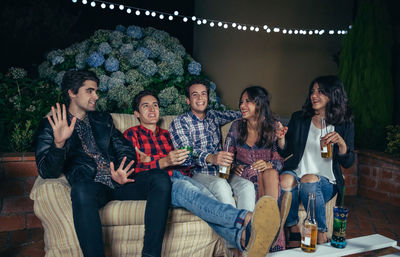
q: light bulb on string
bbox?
[218,22,222,27]
[329,30,334,34]
[282,29,287,34]
[119,5,124,10]
[263,25,268,30]
[101,3,106,8]
[255,27,259,32]
[151,12,156,17]
[135,10,140,15]
[223,24,228,29]
[273,28,280,32]
[308,30,313,35]
[90,1,95,7]
[210,22,215,27]
[196,20,201,25]
[250,26,254,31]
[174,11,179,16]
[232,23,237,28]
[242,26,247,31]
[202,19,207,24]
[82,0,87,5]
[159,14,164,19]
[266,28,271,33]
[72,0,77,3]
[288,30,293,34]
[192,16,196,21]
[183,17,188,22]
[237,25,242,30]
[169,15,173,20]
[109,4,114,9]
[145,10,150,16]
[126,8,131,14]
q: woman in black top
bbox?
[276,75,354,245]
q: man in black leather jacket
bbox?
[35,70,172,257]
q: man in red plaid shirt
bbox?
[123,90,281,257]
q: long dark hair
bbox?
[238,86,277,148]
[302,75,353,125]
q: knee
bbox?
[70,182,96,206]
[150,169,172,193]
[209,179,232,196]
[300,174,319,183]
[280,174,296,191]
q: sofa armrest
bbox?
[30,175,83,256]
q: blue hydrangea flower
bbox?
[116,25,126,32]
[188,61,201,75]
[104,57,119,72]
[54,71,66,87]
[126,25,143,39]
[128,51,147,67]
[139,59,158,77]
[119,44,134,56]
[158,87,179,106]
[98,42,112,55]
[111,71,126,83]
[87,52,105,68]
[108,77,124,90]
[137,47,150,58]
[99,75,110,92]
[210,81,217,91]
[75,53,87,69]
[51,56,65,66]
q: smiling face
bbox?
[134,95,160,128]
[310,83,330,115]
[186,83,208,118]
[68,80,99,118]
[240,91,257,121]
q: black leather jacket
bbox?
[35,111,137,186]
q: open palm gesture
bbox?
[110,156,135,185]
[47,103,76,148]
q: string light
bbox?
[71,0,350,36]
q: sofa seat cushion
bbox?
[100,200,204,226]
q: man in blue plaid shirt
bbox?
[169,79,256,220]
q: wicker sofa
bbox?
[29,113,227,257]
[29,113,336,256]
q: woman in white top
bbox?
[276,75,355,246]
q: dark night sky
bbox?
[0,0,194,75]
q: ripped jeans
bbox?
[280,171,337,232]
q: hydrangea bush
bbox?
[38,25,226,115]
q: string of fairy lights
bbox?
[71,0,351,36]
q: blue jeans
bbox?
[70,168,171,257]
[281,171,337,232]
[171,171,248,250]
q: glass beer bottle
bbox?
[301,193,318,253]
[218,137,231,179]
[320,118,333,159]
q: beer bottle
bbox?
[301,192,318,253]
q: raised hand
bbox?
[110,156,135,185]
[159,149,189,169]
[47,103,76,148]
[276,121,288,149]
[251,160,273,172]
[209,151,234,167]
[135,147,152,163]
[322,131,347,155]
[276,121,288,140]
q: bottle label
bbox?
[302,236,311,246]
[219,166,227,174]
[321,146,328,153]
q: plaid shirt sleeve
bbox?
[214,110,241,126]
[123,127,160,172]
